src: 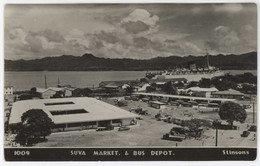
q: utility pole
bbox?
[58,77,60,87]
[215,127,218,147]
[253,101,255,124]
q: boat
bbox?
[145,50,224,82]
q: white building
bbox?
[187,87,218,98]
[35,87,65,99]
[135,83,150,92]
[9,97,139,132]
[4,86,13,95]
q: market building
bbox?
[9,97,139,132]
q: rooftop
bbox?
[134,92,236,102]
[9,97,138,125]
[150,101,167,105]
[212,89,244,96]
[188,87,218,92]
[149,78,188,83]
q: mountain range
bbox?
[5,52,257,71]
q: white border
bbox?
[0,0,259,166]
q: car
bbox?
[241,131,250,137]
[117,100,128,107]
[118,126,130,131]
[139,109,148,115]
[243,104,251,109]
[248,125,257,132]
[96,127,107,131]
[158,117,167,121]
[136,116,143,120]
[131,96,139,101]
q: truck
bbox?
[162,133,186,141]
[162,125,187,141]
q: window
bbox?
[54,124,66,128]
[112,119,122,123]
[83,121,96,126]
[44,102,74,106]
[50,109,88,116]
[67,122,82,127]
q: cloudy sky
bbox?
[5,3,257,60]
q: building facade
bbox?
[4,86,13,95]
[9,97,138,132]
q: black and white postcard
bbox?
[2,1,258,161]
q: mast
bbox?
[45,75,47,89]
[206,49,210,68]
[58,77,60,87]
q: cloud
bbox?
[4,4,257,60]
[213,4,243,14]
[122,21,150,34]
[39,29,65,43]
[121,9,159,35]
[205,26,242,54]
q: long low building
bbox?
[133,92,236,103]
[9,97,138,132]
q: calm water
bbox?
[5,70,257,91]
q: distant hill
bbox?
[4,52,257,71]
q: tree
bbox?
[174,81,185,89]
[15,109,54,146]
[140,78,149,83]
[211,77,236,91]
[146,86,156,92]
[219,102,247,128]
[30,87,37,97]
[199,78,211,88]
[125,86,135,95]
[163,81,178,95]
[18,94,33,100]
[187,81,199,88]
[182,119,204,138]
[82,88,93,96]
[51,91,64,98]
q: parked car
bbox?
[136,116,143,120]
[131,96,139,101]
[158,117,167,121]
[248,125,257,132]
[243,104,251,109]
[170,101,179,106]
[241,131,250,137]
[142,98,149,102]
[96,125,114,131]
[96,127,107,131]
[139,109,148,115]
[118,126,130,131]
[124,96,131,100]
[117,100,128,107]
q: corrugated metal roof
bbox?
[212,89,244,96]
[133,92,236,102]
[188,87,218,92]
[9,97,138,125]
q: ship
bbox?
[146,50,224,82]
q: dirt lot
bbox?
[35,98,257,147]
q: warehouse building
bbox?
[212,89,245,99]
[9,97,139,132]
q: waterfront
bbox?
[4,70,257,91]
